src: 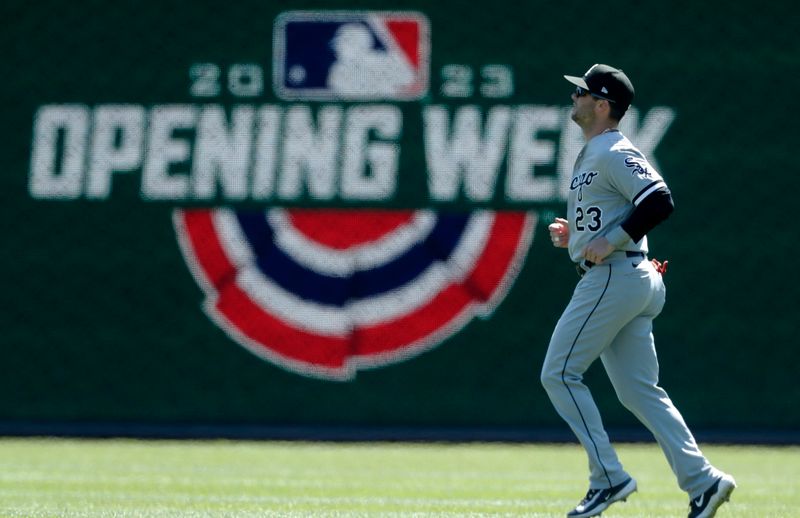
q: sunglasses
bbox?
[575,86,615,103]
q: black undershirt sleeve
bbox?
[620,188,674,243]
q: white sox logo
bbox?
[570,170,598,202]
[624,156,651,178]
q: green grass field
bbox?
[0,438,797,517]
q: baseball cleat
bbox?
[687,473,736,518]
[567,477,637,517]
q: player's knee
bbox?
[613,384,647,412]
[614,382,663,413]
[539,364,561,394]
[614,388,635,411]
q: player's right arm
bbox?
[548,217,569,248]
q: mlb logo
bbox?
[273,11,430,101]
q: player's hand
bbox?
[581,237,615,264]
[548,217,569,248]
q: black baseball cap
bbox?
[564,64,635,110]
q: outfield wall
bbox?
[3,0,798,435]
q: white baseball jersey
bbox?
[567,129,666,263]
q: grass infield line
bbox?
[1,439,798,517]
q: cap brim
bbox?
[564,75,589,89]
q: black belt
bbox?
[576,251,645,277]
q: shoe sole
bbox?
[568,479,637,518]
[696,475,737,518]
[610,478,638,505]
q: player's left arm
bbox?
[617,186,674,243]
[603,179,674,248]
[582,189,673,263]
[582,152,674,263]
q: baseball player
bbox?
[541,64,736,518]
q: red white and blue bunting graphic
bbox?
[174,208,536,380]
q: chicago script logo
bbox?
[570,171,598,202]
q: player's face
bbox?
[570,87,598,126]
